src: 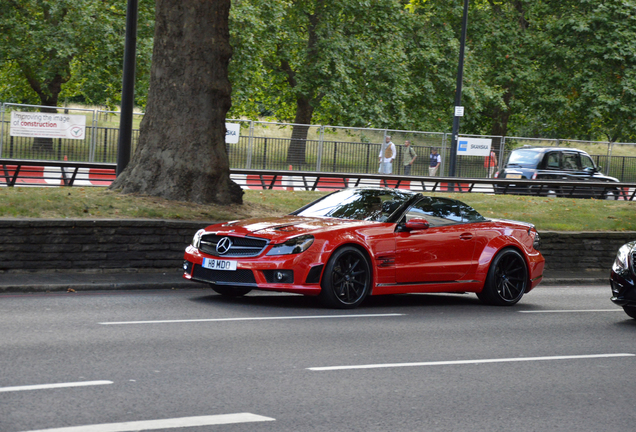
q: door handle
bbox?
[460,233,473,240]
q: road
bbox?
[1,285,634,432]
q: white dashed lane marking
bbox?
[19,413,275,432]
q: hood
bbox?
[208,215,373,242]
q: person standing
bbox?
[402,140,417,176]
[429,148,441,176]
[378,135,396,174]
[485,149,498,178]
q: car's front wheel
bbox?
[623,306,636,319]
[319,246,371,309]
[210,285,252,297]
[478,248,528,306]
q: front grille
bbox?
[199,234,268,257]
[192,265,256,286]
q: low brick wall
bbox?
[0,220,634,274]
[0,219,206,273]
[539,231,635,274]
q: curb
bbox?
[0,277,607,294]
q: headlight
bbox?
[266,235,314,256]
[612,243,634,273]
[532,230,540,250]
[191,229,206,249]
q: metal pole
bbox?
[449,0,469,178]
[116,0,139,176]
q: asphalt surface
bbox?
[0,267,610,293]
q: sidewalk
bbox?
[0,268,610,294]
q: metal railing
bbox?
[3,159,634,201]
[2,102,636,182]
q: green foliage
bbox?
[228,0,413,128]
[2,0,636,144]
[0,0,154,109]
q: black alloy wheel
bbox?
[210,285,252,297]
[478,248,528,306]
[319,246,371,309]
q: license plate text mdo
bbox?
[203,258,237,271]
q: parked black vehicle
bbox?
[495,147,620,198]
[610,241,636,319]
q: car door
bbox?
[395,197,476,283]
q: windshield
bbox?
[507,149,542,167]
[293,189,414,222]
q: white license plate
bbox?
[506,174,522,179]
[202,258,237,271]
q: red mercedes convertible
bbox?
[183,188,544,308]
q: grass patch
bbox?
[0,187,634,231]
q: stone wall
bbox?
[0,220,634,274]
[0,219,206,273]
[539,231,635,273]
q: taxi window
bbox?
[580,154,595,170]
[562,153,579,170]
[545,152,560,169]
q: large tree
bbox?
[110,0,242,205]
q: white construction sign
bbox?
[10,111,86,139]
[457,137,492,156]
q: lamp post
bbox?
[448,0,469,178]
[116,0,139,176]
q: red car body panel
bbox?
[183,214,544,297]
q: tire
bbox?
[210,285,252,297]
[623,306,636,320]
[318,246,371,309]
[478,248,528,306]
[603,188,619,200]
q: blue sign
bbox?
[458,140,468,152]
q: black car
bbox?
[495,147,620,198]
[610,241,636,319]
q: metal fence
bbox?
[2,102,636,181]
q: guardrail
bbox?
[1,158,116,187]
[2,160,635,200]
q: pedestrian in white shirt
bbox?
[379,136,396,174]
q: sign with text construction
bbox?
[10,111,86,140]
[457,137,492,156]
[225,123,240,144]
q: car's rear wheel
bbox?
[623,306,636,319]
[210,285,252,297]
[478,248,528,306]
[319,246,371,309]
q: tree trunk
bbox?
[286,96,314,168]
[110,0,242,205]
[33,106,58,153]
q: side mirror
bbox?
[404,218,429,231]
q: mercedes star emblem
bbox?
[216,237,233,255]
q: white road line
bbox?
[308,353,635,371]
[19,413,275,432]
[0,380,113,393]
[99,313,404,325]
[519,309,624,313]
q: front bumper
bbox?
[183,245,324,296]
[610,269,636,307]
